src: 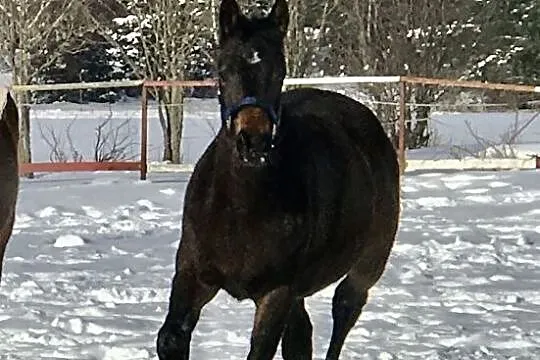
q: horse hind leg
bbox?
[281,298,313,360]
[324,274,370,360]
[325,221,396,360]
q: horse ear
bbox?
[269,0,289,37]
[219,0,241,41]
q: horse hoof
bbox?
[157,323,189,360]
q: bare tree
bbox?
[0,0,95,174]
[38,123,69,163]
[39,110,137,163]
[87,0,213,163]
[235,0,340,78]
[322,0,481,148]
[449,110,540,159]
[284,0,341,77]
[93,115,137,162]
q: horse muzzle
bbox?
[232,106,275,167]
[236,130,272,167]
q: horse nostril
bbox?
[238,130,250,147]
[236,130,271,165]
[237,130,251,153]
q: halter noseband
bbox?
[220,96,280,125]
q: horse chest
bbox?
[198,210,304,296]
[205,209,300,252]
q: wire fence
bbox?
[5,76,540,179]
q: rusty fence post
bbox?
[140,84,148,180]
[398,80,406,175]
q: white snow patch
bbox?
[37,206,58,218]
[489,181,511,188]
[461,188,489,194]
[159,188,176,195]
[53,234,86,248]
[82,206,104,218]
[401,185,419,193]
[415,197,456,208]
[444,181,471,190]
[489,274,515,282]
[464,195,496,204]
[101,346,150,360]
[137,199,159,211]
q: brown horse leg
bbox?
[247,286,293,360]
[0,239,6,281]
[325,276,369,360]
[281,298,313,360]
[156,268,217,360]
[0,215,15,283]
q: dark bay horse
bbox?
[0,88,19,282]
[157,0,400,358]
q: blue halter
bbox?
[220,96,279,125]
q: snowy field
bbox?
[409,111,540,161]
[26,98,540,165]
[1,97,539,358]
[27,99,221,165]
[1,168,539,359]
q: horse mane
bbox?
[0,88,19,148]
[0,88,9,114]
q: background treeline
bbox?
[0,0,538,163]
[1,0,537,100]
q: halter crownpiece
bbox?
[220,96,280,125]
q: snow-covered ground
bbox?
[28,99,221,165]
[1,97,539,358]
[27,99,540,165]
[409,111,540,161]
[1,168,539,359]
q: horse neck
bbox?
[0,93,19,153]
[0,114,19,158]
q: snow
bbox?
[1,167,540,359]
[53,234,86,248]
[2,98,540,358]
[410,110,540,161]
[27,98,539,168]
[28,99,220,165]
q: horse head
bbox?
[217,0,289,167]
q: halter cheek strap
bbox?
[220,96,279,125]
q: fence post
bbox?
[140,84,148,180]
[398,80,406,174]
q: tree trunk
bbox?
[158,102,172,161]
[159,87,184,164]
[407,106,430,149]
[17,91,33,178]
[167,87,184,164]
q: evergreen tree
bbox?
[466,0,539,84]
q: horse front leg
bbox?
[0,214,15,283]
[247,286,293,360]
[157,266,217,360]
